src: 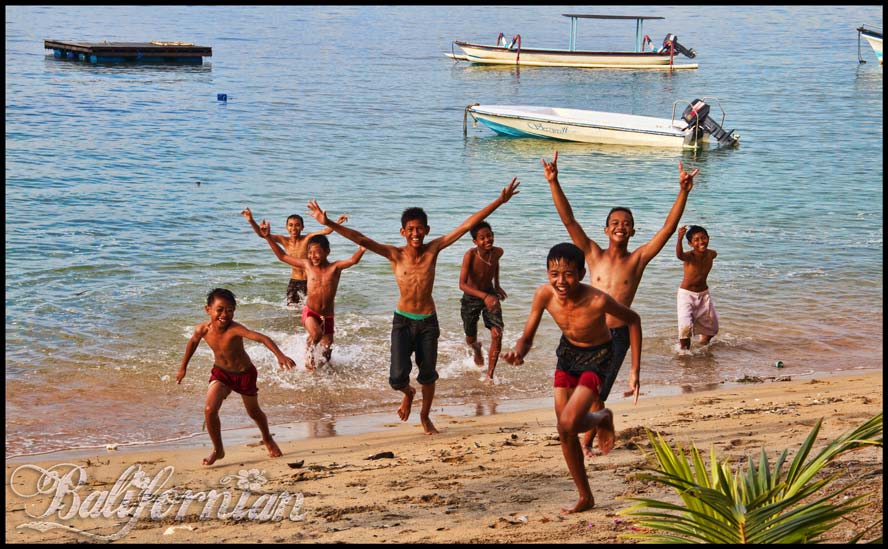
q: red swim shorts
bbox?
[554,370,602,393]
[302,306,334,335]
[209,364,258,396]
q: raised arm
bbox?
[601,295,642,404]
[636,162,698,264]
[436,177,520,251]
[502,285,548,365]
[242,207,285,244]
[541,151,599,256]
[238,324,295,370]
[259,220,309,269]
[676,225,689,261]
[307,200,398,261]
[176,323,208,383]
[309,214,349,237]
[335,246,366,270]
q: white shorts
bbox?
[677,288,719,339]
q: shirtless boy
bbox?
[503,243,641,515]
[541,150,697,455]
[176,288,296,465]
[307,177,520,434]
[242,207,349,306]
[675,224,719,349]
[458,221,507,381]
[259,220,365,370]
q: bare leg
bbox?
[319,334,334,367]
[419,382,439,435]
[555,385,612,515]
[397,384,416,421]
[303,317,323,372]
[466,336,484,366]
[242,394,282,457]
[203,381,231,466]
[486,327,502,381]
[699,334,713,346]
[581,399,605,458]
[679,337,691,350]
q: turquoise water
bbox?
[5,5,883,458]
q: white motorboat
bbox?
[465,99,740,149]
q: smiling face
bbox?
[400,219,429,249]
[307,242,330,266]
[473,226,495,251]
[205,297,236,331]
[604,209,636,244]
[286,217,304,238]
[688,230,710,253]
[547,258,585,299]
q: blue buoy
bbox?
[217,93,227,102]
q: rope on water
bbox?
[463,103,480,137]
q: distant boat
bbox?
[465,99,740,149]
[857,25,882,65]
[447,14,698,70]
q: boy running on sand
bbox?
[676,225,719,349]
[503,243,641,515]
[307,177,520,434]
[541,150,697,456]
[458,221,507,382]
[258,220,366,370]
[241,207,349,306]
[176,288,296,466]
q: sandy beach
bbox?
[6,371,882,544]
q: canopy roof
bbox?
[562,14,664,20]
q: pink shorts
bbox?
[554,370,602,392]
[209,364,258,396]
[677,288,719,339]
[302,306,334,335]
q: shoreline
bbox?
[6,366,881,464]
[6,370,882,543]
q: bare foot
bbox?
[202,448,225,466]
[596,409,615,455]
[397,386,416,421]
[560,495,595,515]
[420,414,439,435]
[582,429,602,458]
[264,438,283,458]
[471,343,484,366]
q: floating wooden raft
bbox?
[44,39,212,64]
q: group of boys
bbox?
[176,152,719,513]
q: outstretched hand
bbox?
[623,382,640,405]
[279,355,296,370]
[501,350,523,365]
[306,200,328,225]
[678,225,688,239]
[240,207,254,221]
[336,214,349,224]
[678,161,699,191]
[258,219,271,238]
[501,177,521,203]
[541,150,558,182]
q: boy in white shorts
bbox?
[675,225,718,349]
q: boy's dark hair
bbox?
[605,207,634,226]
[287,214,304,224]
[307,234,330,252]
[401,207,428,228]
[207,288,236,306]
[685,225,708,242]
[470,221,492,240]
[547,242,585,271]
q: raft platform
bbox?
[44,39,212,64]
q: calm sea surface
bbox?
[5,5,883,458]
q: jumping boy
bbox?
[307,177,520,434]
[541,150,697,456]
[258,220,366,370]
[502,243,641,515]
[458,221,507,382]
[176,288,296,466]
[676,225,719,349]
[241,207,349,306]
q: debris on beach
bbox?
[366,451,395,460]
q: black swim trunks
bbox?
[598,326,629,401]
[389,312,440,390]
[555,335,613,383]
[459,290,505,338]
[287,279,307,306]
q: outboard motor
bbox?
[681,99,740,147]
[661,33,696,59]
